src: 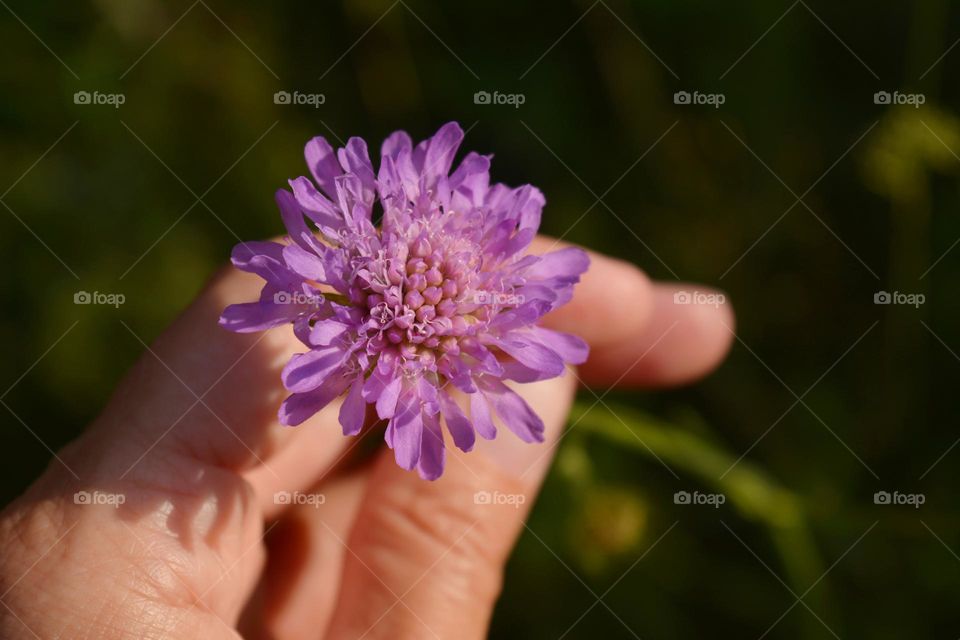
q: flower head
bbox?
[220,122,589,479]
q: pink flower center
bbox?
[352,229,488,366]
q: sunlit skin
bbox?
[0,235,733,639]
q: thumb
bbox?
[320,369,577,640]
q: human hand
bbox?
[0,236,732,639]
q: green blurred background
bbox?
[2,0,959,637]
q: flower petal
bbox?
[418,122,464,188]
[276,189,321,252]
[375,375,402,419]
[525,247,590,283]
[388,393,423,471]
[381,130,412,162]
[526,326,589,365]
[499,360,558,383]
[439,392,475,452]
[337,137,377,206]
[288,177,342,233]
[449,152,491,207]
[279,375,351,426]
[482,379,545,443]
[338,376,366,436]
[469,391,497,440]
[231,241,284,272]
[282,244,328,282]
[304,136,341,199]
[334,173,373,227]
[281,345,348,393]
[309,318,350,346]
[488,335,565,378]
[219,301,300,333]
[417,411,446,480]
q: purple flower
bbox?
[220,122,589,480]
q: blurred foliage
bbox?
[861,105,960,205]
[2,0,960,637]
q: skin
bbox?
[0,236,734,639]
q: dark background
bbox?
[2,1,959,637]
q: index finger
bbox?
[531,237,734,387]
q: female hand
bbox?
[0,236,732,639]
